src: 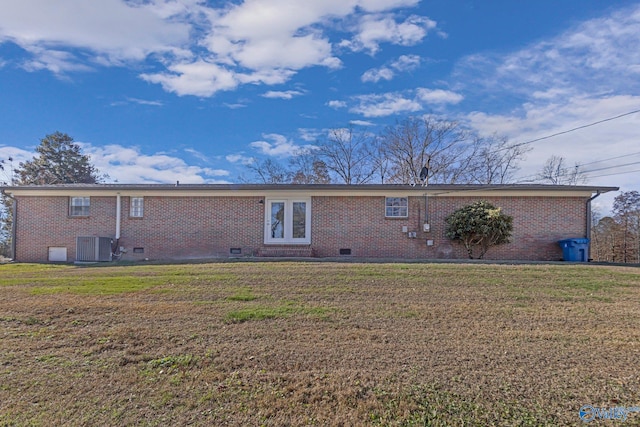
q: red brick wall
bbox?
[14,194,588,262]
[15,196,115,262]
[120,196,263,260]
[428,196,587,260]
[311,196,586,260]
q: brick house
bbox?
[1,183,617,262]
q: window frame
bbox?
[130,196,144,218]
[69,196,90,217]
[264,198,311,244]
[385,196,408,218]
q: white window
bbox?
[70,197,90,216]
[130,197,144,218]
[385,197,408,218]
[265,198,311,244]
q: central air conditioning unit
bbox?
[76,236,112,262]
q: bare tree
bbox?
[369,135,391,184]
[466,135,529,184]
[612,190,640,263]
[289,148,331,184]
[379,116,471,185]
[592,216,623,262]
[316,127,376,184]
[538,155,586,185]
[243,158,292,184]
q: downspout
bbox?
[424,193,429,228]
[586,191,602,262]
[115,193,121,240]
[113,193,121,259]
[1,190,16,261]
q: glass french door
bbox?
[265,199,311,244]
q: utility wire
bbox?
[497,108,640,152]
[514,159,640,183]
[581,160,640,174]
[418,158,638,195]
[577,151,640,168]
[586,168,640,179]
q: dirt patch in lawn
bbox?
[0,262,639,426]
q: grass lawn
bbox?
[0,261,638,426]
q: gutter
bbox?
[1,189,16,261]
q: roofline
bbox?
[0,183,620,191]
[1,183,620,198]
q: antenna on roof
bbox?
[419,166,429,187]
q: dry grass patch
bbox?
[0,262,639,425]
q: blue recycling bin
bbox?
[558,238,590,262]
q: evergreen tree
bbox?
[15,132,104,185]
[1,132,104,258]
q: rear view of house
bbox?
[1,183,617,262]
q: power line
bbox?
[582,160,640,174]
[577,151,640,168]
[499,108,640,152]
[585,168,640,179]
[510,150,640,183]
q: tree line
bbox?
[243,116,529,185]
[591,191,640,263]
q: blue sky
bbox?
[1,0,639,212]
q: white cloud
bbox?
[21,47,93,74]
[348,87,463,117]
[447,3,640,209]
[82,144,230,184]
[224,102,248,109]
[111,97,164,107]
[298,128,323,142]
[350,120,375,126]
[350,92,423,117]
[341,14,436,54]
[465,95,640,211]
[249,133,313,157]
[443,4,640,212]
[416,88,463,104]
[262,90,305,100]
[392,54,421,70]
[361,67,395,83]
[453,4,640,101]
[222,33,337,71]
[226,153,254,165]
[126,97,164,107]
[0,0,191,68]
[361,53,421,82]
[0,0,436,96]
[184,148,212,163]
[140,59,239,97]
[327,100,347,109]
